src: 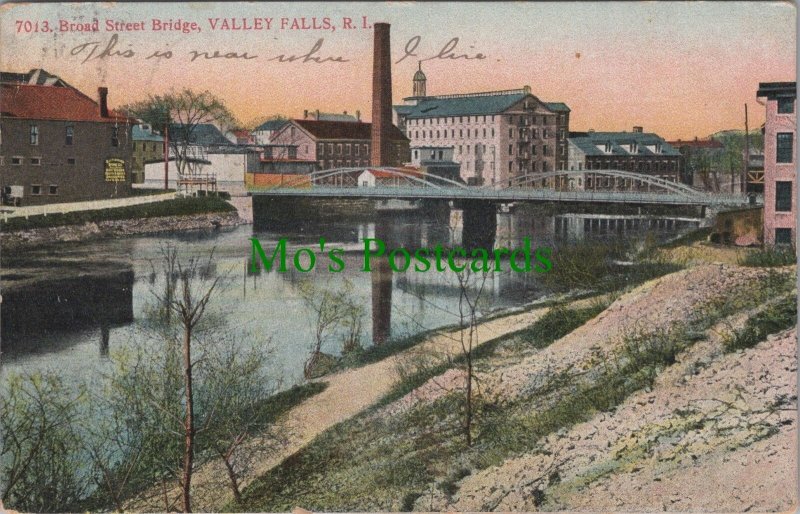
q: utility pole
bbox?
[164,123,170,191]
[743,103,750,195]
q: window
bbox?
[777,133,793,163]
[509,128,513,138]
[328,143,334,154]
[775,228,793,245]
[30,157,41,166]
[776,181,792,212]
[30,125,39,145]
[318,144,324,156]
[31,184,41,195]
[337,144,342,155]
[49,185,58,195]
[133,142,137,151]
[355,145,360,156]
[11,156,22,165]
[778,97,795,114]
[345,144,351,156]
[111,127,119,147]
[66,126,74,145]
[508,144,513,155]
[414,149,418,160]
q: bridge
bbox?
[247,167,758,208]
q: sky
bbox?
[0,1,795,139]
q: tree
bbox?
[0,373,87,512]
[159,249,221,513]
[297,278,365,378]
[452,264,489,447]
[122,89,238,179]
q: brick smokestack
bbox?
[98,87,109,118]
[371,23,393,167]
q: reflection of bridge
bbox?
[248,167,757,208]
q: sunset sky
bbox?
[0,1,795,139]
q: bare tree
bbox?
[151,247,222,513]
[122,89,238,178]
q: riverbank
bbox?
[229,260,796,512]
[1,197,244,250]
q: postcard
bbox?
[0,1,796,513]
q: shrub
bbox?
[723,295,797,353]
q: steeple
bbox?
[412,62,426,98]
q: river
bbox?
[0,207,700,389]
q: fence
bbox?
[1,192,177,220]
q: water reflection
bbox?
[1,206,698,389]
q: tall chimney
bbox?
[98,87,109,118]
[371,23,393,167]
[633,126,643,133]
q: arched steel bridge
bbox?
[247,167,758,208]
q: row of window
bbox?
[408,115,497,126]
[25,124,120,147]
[586,159,679,172]
[133,142,161,152]
[4,156,76,166]
[413,127,497,140]
[318,143,370,157]
[318,159,370,169]
[509,144,551,156]
[20,184,60,196]
[509,161,551,173]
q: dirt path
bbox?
[129,301,562,511]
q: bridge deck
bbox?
[247,186,756,208]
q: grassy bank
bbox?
[1,196,236,232]
[233,266,795,512]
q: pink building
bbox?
[757,82,796,246]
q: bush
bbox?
[739,247,797,267]
[723,295,797,353]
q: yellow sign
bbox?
[104,158,126,182]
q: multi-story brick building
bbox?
[758,82,797,246]
[393,68,569,186]
[269,119,410,170]
[0,83,134,206]
[567,128,684,190]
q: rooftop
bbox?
[569,131,681,157]
[288,119,408,141]
[0,83,132,123]
[756,82,796,99]
[169,123,233,146]
[395,89,570,119]
[254,119,288,132]
[132,124,164,142]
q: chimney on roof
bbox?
[98,87,109,118]
[315,109,320,120]
[588,129,595,133]
[694,136,699,141]
[343,110,348,115]
[303,109,309,119]
[633,126,643,133]
[371,23,393,166]
[356,110,361,121]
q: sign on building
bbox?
[104,158,126,182]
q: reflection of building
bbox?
[758,81,797,246]
[270,119,410,170]
[667,137,725,189]
[0,81,134,206]
[393,66,570,186]
[132,124,164,183]
[568,128,684,189]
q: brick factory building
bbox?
[269,119,410,170]
[567,128,684,190]
[0,81,134,206]
[394,66,570,187]
[757,81,796,246]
